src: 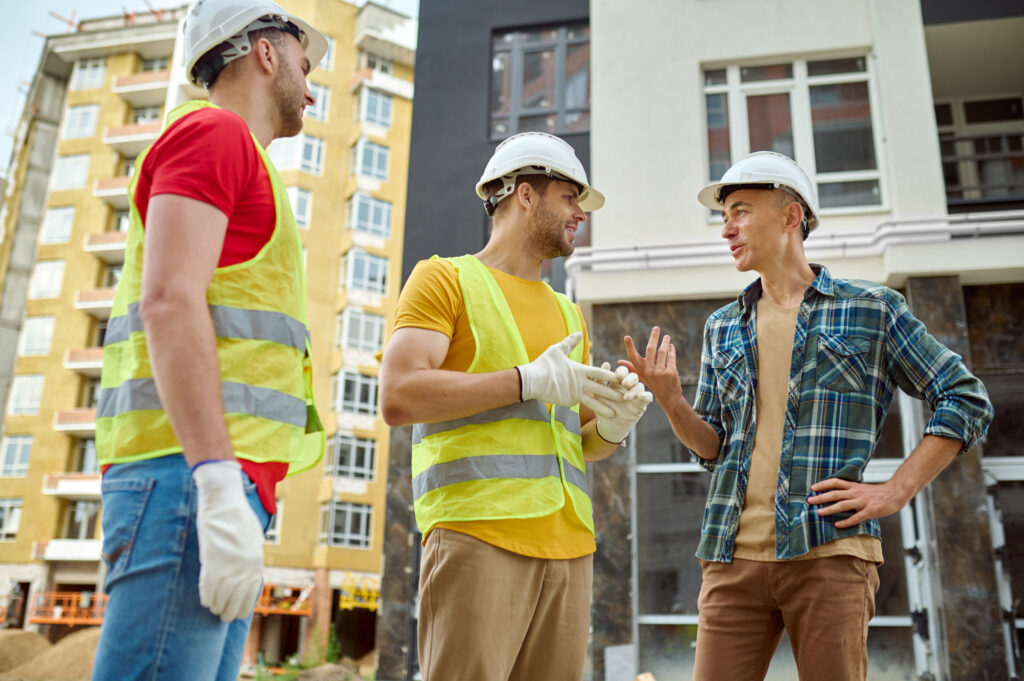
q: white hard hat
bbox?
[475,132,605,215]
[183,0,328,88]
[698,151,820,232]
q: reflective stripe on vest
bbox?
[412,453,589,500]
[411,401,581,445]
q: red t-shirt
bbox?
[109,107,288,514]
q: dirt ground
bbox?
[0,631,52,675]
[0,627,99,681]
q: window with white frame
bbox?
[338,308,385,353]
[352,139,389,181]
[71,58,105,90]
[342,250,388,295]
[28,260,64,299]
[307,82,329,122]
[131,105,161,124]
[319,37,335,71]
[326,434,376,480]
[490,23,590,138]
[0,499,21,541]
[268,134,324,174]
[333,370,378,416]
[140,56,169,72]
[40,206,74,244]
[114,209,130,232]
[362,52,392,75]
[51,154,90,191]
[64,501,100,539]
[264,500,282,543]
[18,317,55,356]
[62,105,99,140]
[7,375,43,416]
[703,56,882,211]
[286,186,312,229]
[75,438,98,473]
[347,193,391,238]
[319,500,371,548]
[361,89,393,128]
[0,436,31,477]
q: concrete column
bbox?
[243,613,263,667]
[302,567,331,664]
[904,275,1008,681]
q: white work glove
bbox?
[591,363,654,444]
[192,460,265,622]
[517,332,623,416]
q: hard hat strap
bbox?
[481,165,580,215]
[193,15,305,88]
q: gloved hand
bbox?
[517,332,622,415]
[192,460,265,622]
[592,363,654,444]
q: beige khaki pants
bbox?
[417,528,593,681]
[693,556,880,681]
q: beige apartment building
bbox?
[0,0,415,667]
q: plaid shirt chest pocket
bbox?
[712,345,748,406]
[816,334,871,393]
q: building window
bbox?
[361,89,392,128]
[28,260,64,299]
[338,308,385,353]
[0,437,31,477]
[286,186,312,229]
[121,156,138,177]
[51,154,90,191]
[113,209,131,232]
[7,376,43,416]
[131,105,161,124]
[103,265,123,288]
[62,105,99,140]
[40,206,74,244]
[352,139,389,181]
[333,370,378,416]
[70,57,105,90]
[342,250,388,295]
[83,377,101,409]
[307,83,329,122]
[703,56,882,210]
[75,439,98,474]
[319,500,371,548]
[268,134,324,175]
[18,317,55,356]
[264,500,282,543]
[362,52,392,75]
[326,434,376,480]
[64,501,100,540]
[347,193,391,238]
[936,96,1024,204]
[490,23,590,138]
[0,499,21,541]
[319,37,335,71]
[140,56,168,72]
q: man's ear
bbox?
[253,36,278,76]
[514,181,534,212]
[784,201,804,234]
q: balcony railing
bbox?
[84,231,128,264]
[28,591,106,626]
[113,69,170,107]
[42,472,102,500]
[103,122,160,156]
[74,287,116,319]
[64,347,103,377]
[254,584,313,617]
[350,67,413,100]
[94,176,131,209]
[53,408,97,437]
[941,131,1024,208]
[31,539,102,562]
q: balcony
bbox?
[254,584,313,617]
[350,67,413,100]
[74,287,116,319]
[28,591,106,626]
[942,131,1024,212]
[103,122,160,157]
[94,176,131,209]
[64,347,103,377]
[84,231,128,264]
[354,4,416,68]
[113,69,169,107]
[42,473,101,500]
[53,408,97,437]
[31,539,102,562]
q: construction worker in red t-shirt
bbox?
[93,1,326,678]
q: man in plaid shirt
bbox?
[621,151,993,681]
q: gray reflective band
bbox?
[105,302,306,351]
[97,377,307,427]
[412,453,591,500]
[412,400,580,445]
[562,461,589,496]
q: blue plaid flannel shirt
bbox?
[690,265,993,561]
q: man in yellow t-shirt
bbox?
[380,132,652,681]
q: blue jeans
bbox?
[92,454,271,681]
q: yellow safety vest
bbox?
[411,254,594,535]
[96,100,324,475]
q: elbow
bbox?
[379,387,414,427]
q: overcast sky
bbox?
[1,0,418,177]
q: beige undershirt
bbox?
[732,296,882,563]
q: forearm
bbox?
[664,393,720,460]
[142,294,234,468]
[888,434,962,502]
[380,366,521,426]
[582,418,620,462]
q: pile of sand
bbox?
[0,632,51,674]
[294,659,363,681]
[0,627,99,681]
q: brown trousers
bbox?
[693,556,880,681]
[417,528,593,681]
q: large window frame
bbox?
[326,434,376,480]
[40,206,74,244]
[269,133,324,175]
[7,376,44,416]
[286,186,312,229]
[347,193,392,239]
[342,250,388,295]
[332,370,379,416]
[307,82,330,122]
[0,437,31,477]
[70,57,105,90]
[337,308,385,353]
[18,317,55,356]
[702,55,887,217]
[489,23,591,139]
[0,499,22,541]
[351,139,389,181]
[51,154,90,191]
[28,260,65,299]
[62,105,99,140]
[319,500,372,548]
[360,88,393,128]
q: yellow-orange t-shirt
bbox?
[394,257,596,559]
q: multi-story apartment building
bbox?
[0,0,415,668]
[381,1,1022,680]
